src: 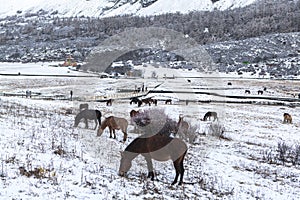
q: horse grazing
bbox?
[74,109,101,130]
[119,132,187,185]
[130,97,140,105]
[97,116,128,142]
[129,97,143,107]
[177,115,189,138]
[151,99,158,106]
[245,90,251,94]
[140,98,150,106]
[283,113,292,124]
[106,99,113,106]
[79,103,89,110]
[202,111,218,121]
[165,99,172,104]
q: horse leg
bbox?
[172,161,180,185]
[113,129,116,139]
[109,128,113,138]
[84,118,88,129]
[94,119,97,130]
[178,157,185,185]
[122,129,127,142]
[172,154,185,185]
[143,155,154,181]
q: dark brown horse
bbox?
[165,99,172,104]
[118,132,187,185]
[106,99,113,106]
[74,109,101,130]
[258,90,263,95]
[141,98,153,106]
[151,99,158,106]
[283,113,292,124]
[202,111,218,121]
[97,116,128,142]
[130,97,140,105]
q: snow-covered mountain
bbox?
[0,0,257,19]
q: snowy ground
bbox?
[0,62,300,199]
[0,0,256,19]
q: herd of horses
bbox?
[130,97,170,107]
[73,101,220,185]
[73,97,293,185]
[244,89,264,95]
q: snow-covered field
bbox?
[0,62,300,199]
[0,0,257,19]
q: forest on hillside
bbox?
[0,0,299,62]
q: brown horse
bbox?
[145,98,157,106]
[151,99,158,106]
[118,132,187,185]
[106,99,113,106]
[202,111,218,121]
[141,98,152,106]
[97,116,128,142]
[74,109,101,130]
[129,110,140,119]
[130,109,140,125]
[283,113,292,124]
[130,97,140,105]
[258,90,263,95]
[165,99,172,104]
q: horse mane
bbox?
[100,116,113,128]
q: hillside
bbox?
[0,0,298,80]
[205,32,300,77]
[0,0,299,78]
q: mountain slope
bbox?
[0,0,257,18]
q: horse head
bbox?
[118,151,132,177]
[97,128,104,136]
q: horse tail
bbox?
[96,110,102,125]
